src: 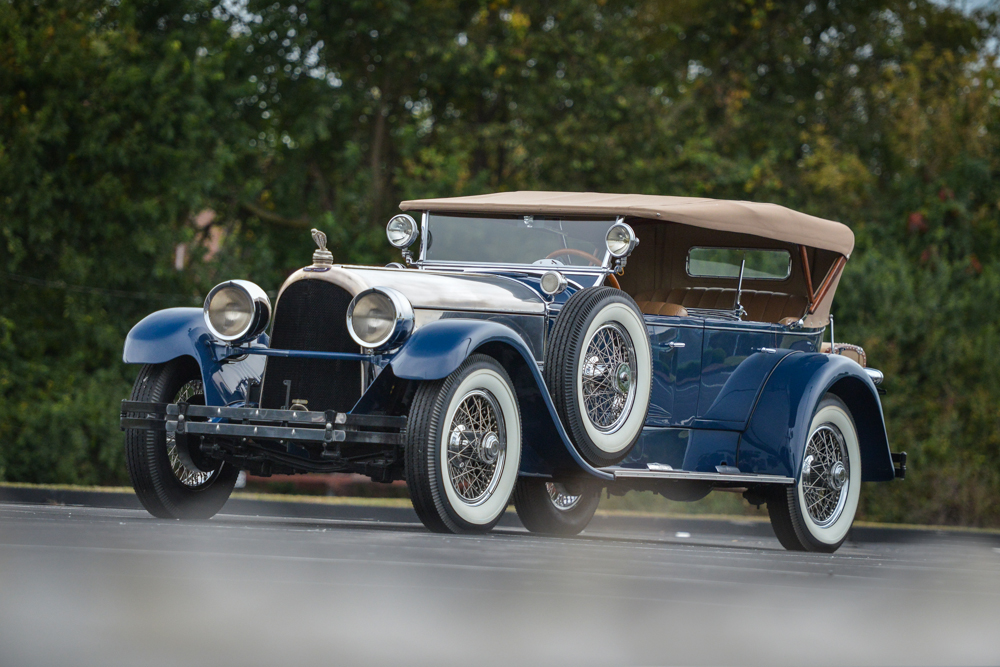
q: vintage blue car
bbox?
[121,192,905,552]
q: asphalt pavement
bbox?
[1,494,999,667]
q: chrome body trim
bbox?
[415,260,614,276]
[864,367,884,385]
[607,467,795,485]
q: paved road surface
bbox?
[1,501,998,666]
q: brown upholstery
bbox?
[821,342,867,367]
[634,301,689,317]
[634,288,807,324]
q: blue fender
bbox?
[699,348,798,427]
[123,308,265,406]
[389,319,613,481]
[738,352,893,482]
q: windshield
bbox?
[422,213,615,268]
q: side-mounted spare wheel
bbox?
[405,354,522,534]
[767,393,862,553]
[125,358,239,519]
[545,286,652,467]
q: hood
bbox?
[277,265,546,315]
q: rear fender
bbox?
[738,353,893,482]
[123,308,265,406]
[389,319,612,481]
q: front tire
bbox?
[513,478,601,536]
[767,394,862,552]
[125,359,239,520]
[405,354,522,533]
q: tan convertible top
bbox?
[400,191,855,257]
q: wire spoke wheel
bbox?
[546,482,582,511]
[766,393,861,553]
[166,380,216,489]
[446,389,506,506]
[581,322,637,433]
[406,354,521,534]
[800,424,850,528]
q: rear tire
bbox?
[513,478,600,536]
[405,354,522,534]
[125,359,238,520]
[767,394,861,553]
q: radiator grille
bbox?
[260,279,362,412]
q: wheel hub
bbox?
[615,363,632,394]
[478,432,501,464]
[829,461,847,490]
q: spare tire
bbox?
[544,286,652,467]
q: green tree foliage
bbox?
[1,0,998,525]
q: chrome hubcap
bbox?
[801,424,850,528]
[581,323,637,433]
[546,482,582,511]
[167,380,215,488]
[446,390,506,506]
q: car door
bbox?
[644,315,704,427]
[697,321,777,419]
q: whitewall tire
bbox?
[767,393,861,552]
[405,354,522,533]
[544,287,652,467]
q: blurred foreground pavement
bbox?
[1,501,998,667]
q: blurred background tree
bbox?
[1,0,998,525]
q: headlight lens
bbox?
[606,222,638,258]
[386,214,419,248]
[203,280,271,343]
[347,287,414,349]
[540,270,568,296]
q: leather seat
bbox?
[633,301,688,317]
[633,288,807,324]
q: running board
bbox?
[606,467,795,485]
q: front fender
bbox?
[123,308,265,406]
[388,319,613,481]
[738,352,893,482]
[390,319,534,381]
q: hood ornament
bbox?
[311,228,334,266]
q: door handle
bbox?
[665,341,685,349]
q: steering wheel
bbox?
[545,248,603,266]
[544,248,622,290]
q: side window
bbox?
[687,247,791,281]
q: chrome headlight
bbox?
[203,280,271,343]
[540,270,568,296]
[606,222,638,258]
[347,287,414,350]
[386,214,419,249]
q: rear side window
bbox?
[686,247,791,280]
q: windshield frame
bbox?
[415,211,622,275]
